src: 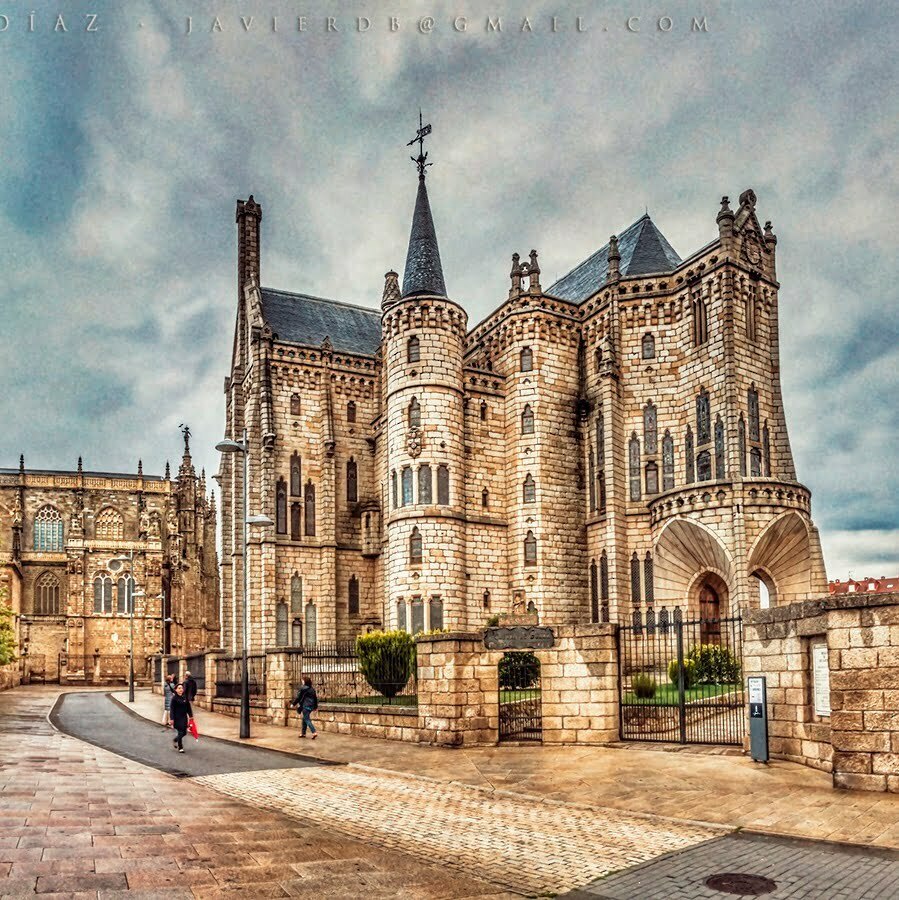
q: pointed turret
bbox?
[401,173,447,298]
[382,270,401,310]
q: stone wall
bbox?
[744,591,899,792]
[0,662,21,692]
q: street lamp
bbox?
[108,553,144,703]
[216,429,274,739]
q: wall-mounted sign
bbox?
[812,642,831,717]
[484,626,554,650]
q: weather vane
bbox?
[407,110,433,178]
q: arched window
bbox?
[93,574,113,614]
[628,433,641,501]
[520,346,533,372]
[644,552,654,605]
[645,461,659,495]
[763,422,771,476]
[429,596,444,631]
[696,389,711,444]
[598,470,606,512]
[590,560,599,622]
[630,552,641,605]
[750,447,762,477]
[397,599,407,631]
[290,502,301,540]
[408,396,421,428]
[276,601,289,646]
[276,478,287,534]
[692,285,708,346]
[662,430,675,491]
[643,402,657,454]
[116,575,134,615]
[407,335,421,363]
[348,576,360,615]
[34,506,64,552]
[290,394,301,417]
[748,386,760,440]
[714,415,725,479]
[290,453,302,496]
[304,602,317,647]
[696,449,712,482]
[347,400,357,423]
[346,458,358,503]
[745,283,757,341]
[480,400,488,421]
[642,332,656,359]
[391,471,398,509]
[95,507,124,541]
[588,451,596,510]
[291,618,303,646]
[411,597,425,634]
[290,574,303,615]
[401,467,413,506]
[34,572,60,615]
[437,465,450,505]
[596,411,604,458]
[524,531,537,566]
[304,482,316,536]
[481,488,489,509]
[409,527,423,565]
[739,414,747,476]
[523,473,536,503]
[685,426,695,484]
[521,404,535,435]
[600,551,610,622]
[418,464,433,504]
[594,347,602,372]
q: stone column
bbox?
[266,649,295,726]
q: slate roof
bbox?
[0,468,165,481]
[547,214,682,303]
[260,288,382,356]
[402,175,447,298]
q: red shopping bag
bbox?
[187,718,199,741]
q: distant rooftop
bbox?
[0,467,164,481]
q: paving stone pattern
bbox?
[195,766,728,895]
[575,832,899,900]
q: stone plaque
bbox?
[812,642,830,717]
[484,626,554,650]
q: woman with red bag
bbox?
[169,683,194,753]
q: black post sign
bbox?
[748,675,769,763]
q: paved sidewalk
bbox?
[121,688,899,850]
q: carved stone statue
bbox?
[148,510,161,539]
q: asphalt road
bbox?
[50,691,326,777]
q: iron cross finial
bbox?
[407,110,433,178]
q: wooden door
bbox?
[699,584,721,643]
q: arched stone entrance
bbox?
[693,571,729,643]
[747,511,826,605]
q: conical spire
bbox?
[401,174,447,299]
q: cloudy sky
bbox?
[1,1,896,577]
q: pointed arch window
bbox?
[481,488,489,509]
[408,396,421,429]
[347,400,357,423]
[291,618,303,646]
[748,386,760,440]
[524,530,537,567]
[600,550,609,602]
[523,473,536,504]
[290,502,301,540]
[346,458,358,503]
[95,507,124,541]
[628,433,641,501]
[745,283,758,342]
[34,505,64,551]
[116,575,134,615]
[93,574,113,614]
[643,401,658,454]
[409,526,423,565]
[290,394,301,417]
[714,416,725,479]
[276,601,289,646]
[763,422,771,476]
[594,347,603,372]
[696,389,711,444]
[596,411,604,458]
[642,332,656,359]
[290,574,303,615]
[397,599,407,631]
[401,467,413,506]
[696,449,712,482]
[521,404,535,435]
[598,470,606,512]
[750,447,762,477]
[645,461,659,495]
[348,576,360,615]
[35,572,60,615]
[480,400,488,421]
[304,481,316,536]
[520,346,533,372]
[276,478,287,534]
[692,285,708,346]
[685,426,695,484]
[630,552,641,605]
[739,415,747,476]
[429,597,444,631]
[304,602,317,647]
[590,559,599,622]
[411,598,425,634]
[391,471,398,509]
[290,453,302,496]
[662,430,675,491]
[407,335,421,363]
[588,451,596,510]
[644,552,654,605]
[418,464,433,505]
[437,465,450,505]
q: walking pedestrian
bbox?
[184,670,198,702]
[291,676,319,739]
[170,683,194,753]
[162,674,174,728]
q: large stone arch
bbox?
[747,511,817,605]
[653,518,734,614]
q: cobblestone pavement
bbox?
[194,766,728,896]
[570,831,899,899]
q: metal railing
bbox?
[184,653,206,691]
[166,657,180,679]
[214,654,266,699]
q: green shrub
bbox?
[631,673,657,699]
[667,657,697,690]
[485,615,500,628]
[355,630,415,699]
[499,651,540,690]
[687,644,741,684]
[0,588,15,667]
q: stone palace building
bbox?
[0,434,219,681]
[219,157,827,652]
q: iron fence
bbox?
[288,642,417,706]
[153,656,162,682]
[214,654,266,699]
[184,653,206,691]
[166,657,180,679]
[618,610,745,745]
[498,651,542,742]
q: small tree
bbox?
[356,630,415,699]
[0,588,16,667]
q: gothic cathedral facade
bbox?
[218,170,827,652]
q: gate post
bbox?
[676,622,687,744]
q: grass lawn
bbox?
[323,694,418,707]
[624,681,740,706]
[500,689,541,704]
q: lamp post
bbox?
[108,551,144,703]
[216,428,274,739]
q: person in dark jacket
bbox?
[183,671,198,702]
[291,677,318,739]
[170,683,194,753]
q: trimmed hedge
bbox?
[687,644,741,684]
[631,673,657,699]
[355,630,415,699]
[667,657,697,690]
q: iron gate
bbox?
[498,652,542,742]
[619,610,745,745]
